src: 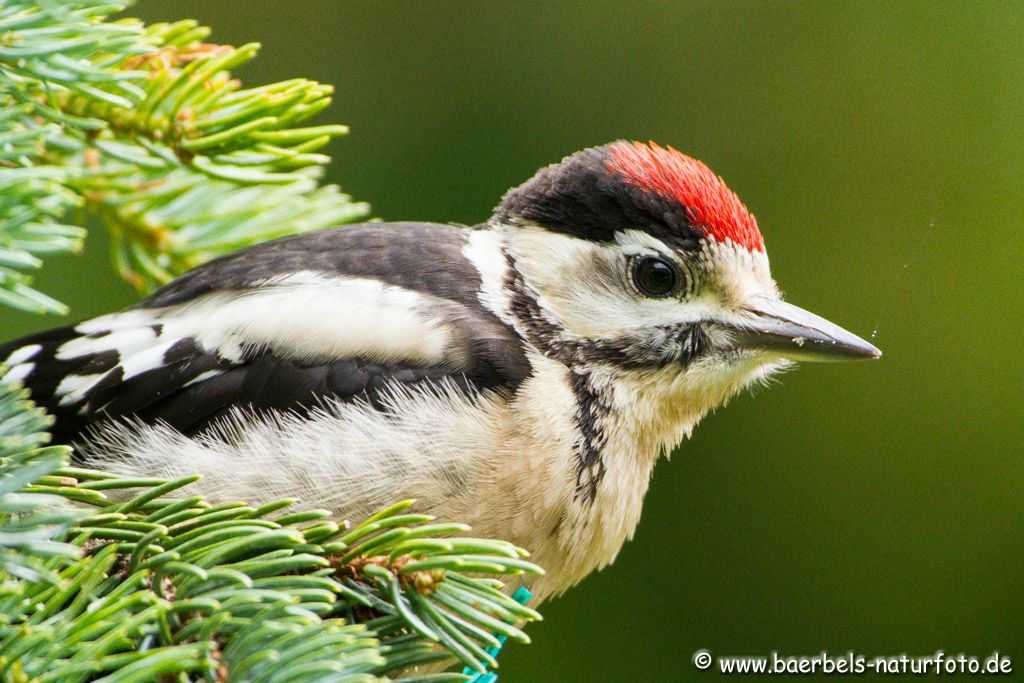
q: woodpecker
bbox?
[0,141,879,601]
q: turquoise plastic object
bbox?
[462,586,533,681]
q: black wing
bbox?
[0,222,529,444]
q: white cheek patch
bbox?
[508,228,629,337]
[510,227,723,338]
[510,224,782,342]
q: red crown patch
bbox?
[606,141,764,252]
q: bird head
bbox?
[488,141,879,420]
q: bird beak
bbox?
[723,296,881,362]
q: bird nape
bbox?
[0,140,879,601]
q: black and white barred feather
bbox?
[0,223,530,446]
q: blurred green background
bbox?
[6,1,1022,679]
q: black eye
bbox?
[631,256,678,297]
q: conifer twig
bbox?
[0,0,370,307]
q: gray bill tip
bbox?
[727,297,882,363]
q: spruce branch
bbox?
[0,375,78,586]
[0,0,369,302]
[3,470,541,681]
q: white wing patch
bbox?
[182,369,224,387]
[59,326,157,360]
[119,339,182,381]
[41,271,466,409]
[56,372,109,406]
[136,271,460,367]
[2,362,34,384]
[4,344,41,365]
[75,309,161,335]
[1,344,42,384]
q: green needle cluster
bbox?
[0,0,370,306]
